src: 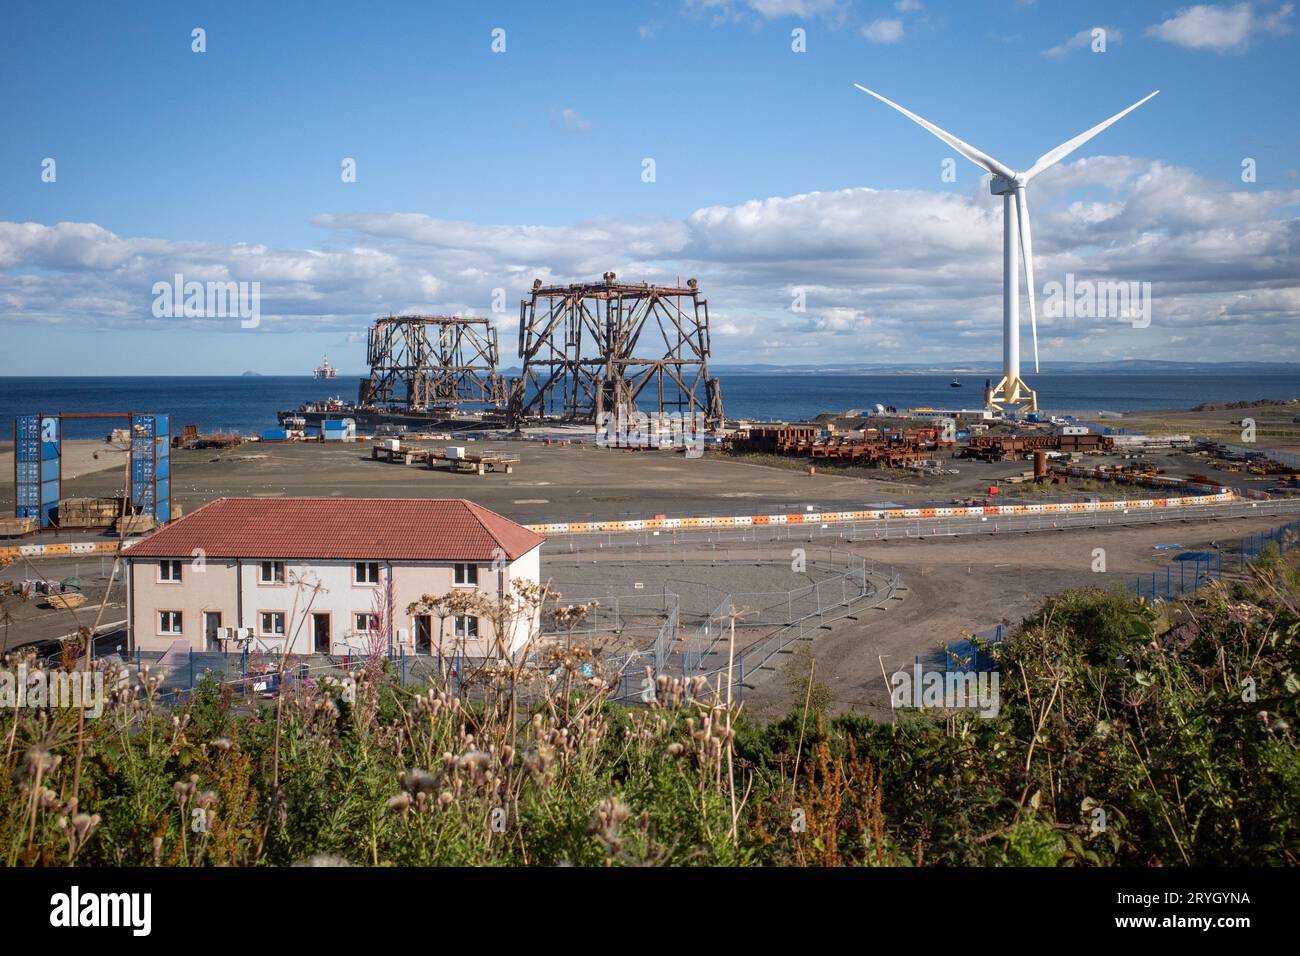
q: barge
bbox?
[277,398,508,434]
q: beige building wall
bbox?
[128,546,544,658]
[129,557,239,653]
[389,545,543,658]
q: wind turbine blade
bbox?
[1023,91,1159,181]
[853,84,1016,180]
[1015,188,1040,374]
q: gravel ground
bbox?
[1,552,127,654]
[1,438,1276,531]
[538,510,1300,722]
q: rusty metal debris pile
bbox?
[960,433,1113,462]
[730,424,953,467]
[730,425,819,455]
[171,424,245,450]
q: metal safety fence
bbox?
[540,499,1300,554]
[1128,518,1300,601]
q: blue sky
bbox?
[1,0,1298,373]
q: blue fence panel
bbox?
[131,414,157,517]
[156,415,171,520]
[40,416,60,526]
[128,413,171,522]
[14,415,42,521]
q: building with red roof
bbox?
[125,497,544,657]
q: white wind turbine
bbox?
[853,85,1158,412]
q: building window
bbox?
[159,610,183,635]
[453,563,478,587]
[454,615,479,640]
[259,560,286,585]
[259,611,286,636]
[158,560,183,583]
[354,562,381,585]
[355,613,379,633]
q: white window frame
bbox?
[259,611,286,637]
[354,562,381,585]
[454,615,479,640]
[354,612,379,634]
[158,559,183,583]
[453,563,478,587]
[259,560,286,585]
[158,610,183,635]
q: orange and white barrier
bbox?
[523,492,1237,536]
[0,540,126,561]
[0,491,1245,558]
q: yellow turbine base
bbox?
[986,374,1038,413]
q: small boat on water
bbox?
[950,379,962,388]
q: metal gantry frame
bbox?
[509,273,724,429]
[13,412,170,528]
[357,315,504,411]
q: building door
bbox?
[312,613,331,654]
[203,612,222,651]
[415,615,432,654]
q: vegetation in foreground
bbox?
[1,549,1297,867]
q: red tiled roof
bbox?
[125,498,544,562]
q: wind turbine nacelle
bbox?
[989,174,1016,196]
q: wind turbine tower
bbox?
[854,85,1158,412]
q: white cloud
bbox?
[1042,26,1122,59]
[748,0,841,15]
[2,157,1299,363]
[801,306,872,334]
[559,107,592,132]
[895,0,921,10]
[1146,2,1293,53]
[862,18,904,42]
[685,0,846,23]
